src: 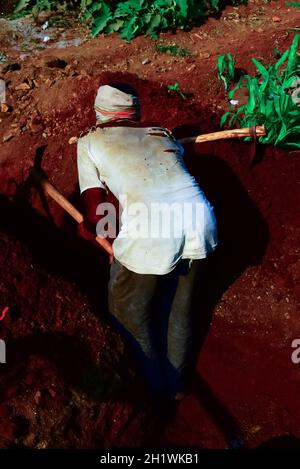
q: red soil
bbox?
[0,0,300,449]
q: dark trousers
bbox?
[108,258,206,397]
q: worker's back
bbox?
[87,126,202,203]
[78,125,218,274]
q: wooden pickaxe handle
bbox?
[33,172,113,259]
[179,125,266,144]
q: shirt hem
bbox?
[114,245,218,275]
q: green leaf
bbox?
[105,19,124,33]
[275,49,289,72]
[218,34,300,149]
[120,17,139,41]
[285,1,300,8]
[92,3,112,37]
[287,34,300,75]
[152,13,162,26]
[175,0,188,17]
[252,58,269,80]
[220,112,233,126]
[14,0,31,13]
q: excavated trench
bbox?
[0,72,300,448]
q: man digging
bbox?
[77,82,218,401]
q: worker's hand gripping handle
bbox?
[32,171,114,264]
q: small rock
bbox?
[36,441,48,449]
[272,16,281,22]
[44,78,54,87]
[0,103,10,113]
[187,64,196,72]
[34,390,41,405]
[68,136,78,145]
[257,27,264,33]
[142,58,151,65]
[15,83,31,91]
[199,52,210,59]
[3,133,14,142]
[41,21,49,30]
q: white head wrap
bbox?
[94,84,139,123]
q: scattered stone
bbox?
[68,136,78,145]
[44,78,55,87]
[34,390,41,405]
[3,133,14,142]
[0,103,10,113]
[257,27,264,33]
[272,16,281,22]
[199,52,210,59]
[15,82,31,91]
[36,441,48,449]
[0,52,7,63]
[142,58,151,65]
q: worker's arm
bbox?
[77,137,114,260]
[78,187,107,241]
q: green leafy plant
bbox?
[13,0,249,40]
[14,0,78,15]
[217,53,236,92]
[285,1,300,8]
[219,34,300,149]
[155,42,192,57]
[167,81,188,99]
[81,0,207,41]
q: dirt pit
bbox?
[0,0,300,449]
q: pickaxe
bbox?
[29,125,265,261]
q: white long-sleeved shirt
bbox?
[77,125,218,274]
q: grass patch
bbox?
[155,42,192,57]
